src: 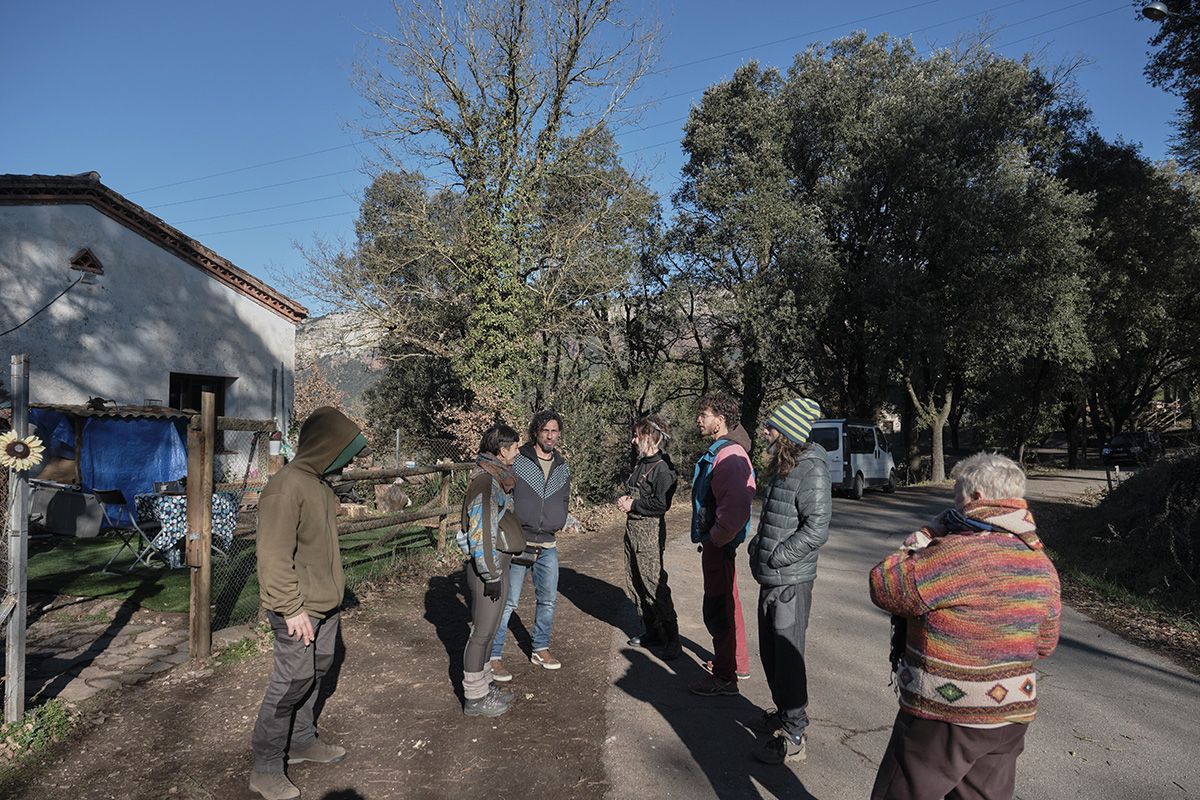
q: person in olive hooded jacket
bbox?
[250,407,368,800]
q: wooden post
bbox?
[436,459,451,549]
[268,428,284,476]
[187,392,216,659]
[4,355,30,723]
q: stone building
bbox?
[0,172,306,431]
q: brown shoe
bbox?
[249,771,300,800]
[489,658,513,682]
[530,649,562,670]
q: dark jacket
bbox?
[512,442,571,545]
[747,443,832,587]
[257,407,361,618]
[625,452,677,519]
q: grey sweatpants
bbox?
[757,581,813,742]
[251,609,339,773]
[463,554,511,700]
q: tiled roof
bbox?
[0,172,307,324]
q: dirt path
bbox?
[8,519,632,800]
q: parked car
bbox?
[1101,431,1164,466]
[808,419,897,499]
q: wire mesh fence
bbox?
[392,437,469,467]
[208,423,473,632]
[210,419,274,630]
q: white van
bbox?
[808,419,897,499]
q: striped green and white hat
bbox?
[766,398,821,444]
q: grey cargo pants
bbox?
[251,609,339,773]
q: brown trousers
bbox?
[871,711,1028,800]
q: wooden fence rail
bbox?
[338,461,474,548]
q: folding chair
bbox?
[94,489,163,573]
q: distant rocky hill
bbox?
[296,309,389,415]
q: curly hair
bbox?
[528,409,564,442]
[697,393,740,428]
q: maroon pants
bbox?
[700,541,749,681]
[871,711,1028,800]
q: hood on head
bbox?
[727,423,753,454]
[292,407,364,476]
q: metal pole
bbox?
[5,355,30,723]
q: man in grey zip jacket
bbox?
[489,410,573,675]
[746,397,832,765]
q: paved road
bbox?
[602,471,1200,799]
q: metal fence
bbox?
[210,419,273,630]
[207,424,472,632]
[395,437,469,467]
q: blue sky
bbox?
[0,1,1179,308]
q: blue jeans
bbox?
[490,544,559,657]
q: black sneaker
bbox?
[703,659,750,680]
[627,631,665,648]
[754,731,807,764]
[746,708,781,735]
[689,675,739,696]
[464,686,512,717]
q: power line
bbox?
[129,141,371,195]
[995,4,1127,48]
[153,1,1119,218]
[0,277,84,338]
[151,169,362,209]
[176,193,349,224]
[131,0,1038,201]
[194,210,359,237]
[649,0,943,76]
[150,117,690,216]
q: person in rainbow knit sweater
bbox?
[868,452,1061,800]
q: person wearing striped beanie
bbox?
[745,397,831,765]
[868,452,1061,800]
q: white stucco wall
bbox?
[0,203,296,429]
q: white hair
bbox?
[951,452,1026,503]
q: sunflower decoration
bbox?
[0,430,45,472]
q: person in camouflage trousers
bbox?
[616,413,681,660]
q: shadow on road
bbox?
[422,570,470,703]
[615,648,816,799]
[558,565,641,639]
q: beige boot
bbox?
[288,739,347,764]
[249,771,300,800]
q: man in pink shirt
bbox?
[689,393,756,696]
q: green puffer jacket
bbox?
[747,444,832,587]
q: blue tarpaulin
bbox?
[29,409,76,461]
[72,418,188,526]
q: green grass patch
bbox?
[0,699,78,791]
[214,635,265,667]
[27,524,437,622]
